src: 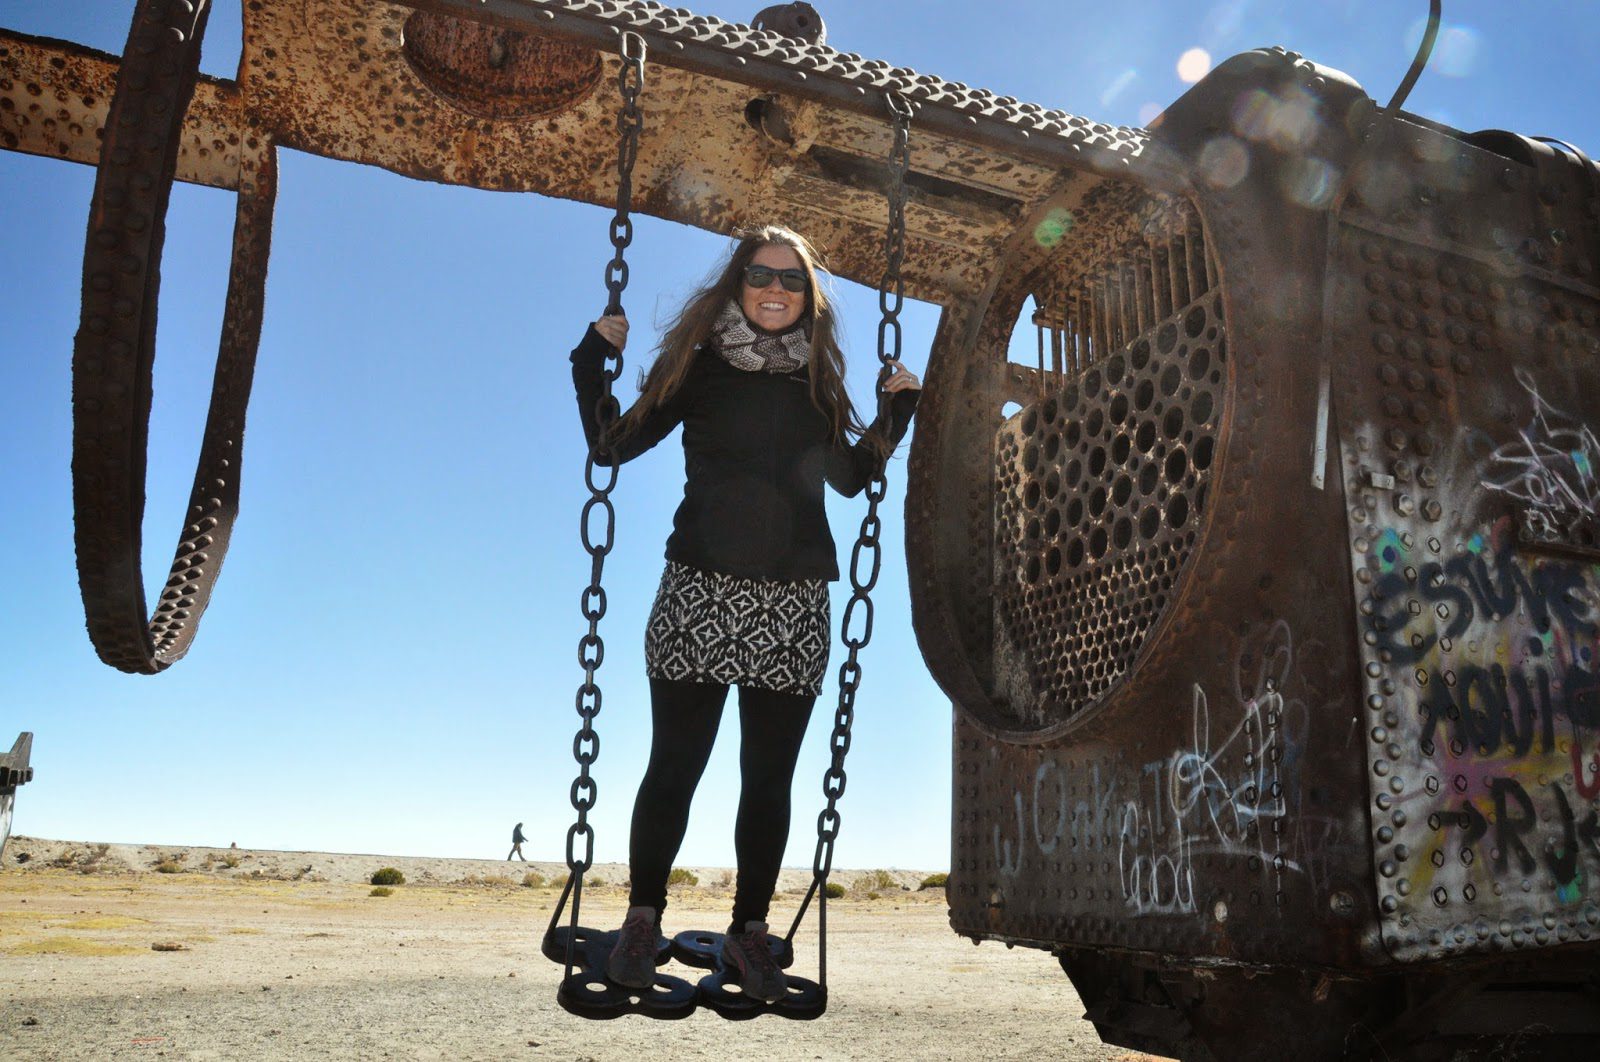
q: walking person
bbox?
[507,821,528,862]
[569,224,919,1002]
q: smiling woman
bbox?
[567,222,920,1004]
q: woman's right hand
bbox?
[593,314,629,352]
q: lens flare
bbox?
[1281,157,1339,209]
[1231,85,1323,151]
[1101,68,1138,108]
[1177,48,1212,84]
[1406,19,1480,78]
[1232,88,1276,140]
[1033,208,1077,249]
[1200,0,1247,50]
[1198,136,1249,190]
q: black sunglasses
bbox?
[743,265,808,293]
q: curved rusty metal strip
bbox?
[72,0,276,673]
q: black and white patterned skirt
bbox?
[644,561,831,697]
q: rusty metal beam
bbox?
[0,28,240,189]
[389,0,1174,189]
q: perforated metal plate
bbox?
[992,290,1226,729]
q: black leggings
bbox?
[626,677,816,931]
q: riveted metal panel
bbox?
[924,48,1391,976]
[1335,203,1600,960]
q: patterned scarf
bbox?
[708,299,811,374]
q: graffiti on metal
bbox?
[1339,220,1600,961]
[1482,369,1600,544]
[987,621,1346,920]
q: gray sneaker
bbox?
[606,906,660,990]
[721,921,787,1003]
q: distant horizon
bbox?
[9,833,947,874]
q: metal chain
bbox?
[551,29,646,982]
[789,91,912,992]
[604,32,646,315]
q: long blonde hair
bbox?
[613,224,888,460]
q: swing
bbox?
[540,29,915,1022]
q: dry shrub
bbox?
[852,869,896,895]
[666,868,698,888]
[454,873,517,888]
[369,886,395,898]
[521,871,547,889]
[824,882,846,899]
[919,872,949,890]
[370,867,405,886]
[53,843,113,872]
[153,860,183,874]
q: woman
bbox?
[569,224,920,1003]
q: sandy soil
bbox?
[0,838,1157,1061]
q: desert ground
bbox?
[0,837,1158,1061]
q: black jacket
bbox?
[570,325,917,581]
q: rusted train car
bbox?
[2,1,1596,1057]
[916,48,1600,1062]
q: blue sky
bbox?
[3,1,1596,870]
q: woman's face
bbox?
[740,243,808,332]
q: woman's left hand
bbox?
[882,360,922,393]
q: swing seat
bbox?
[543,924,698,1020]
[671,929,827,1021]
